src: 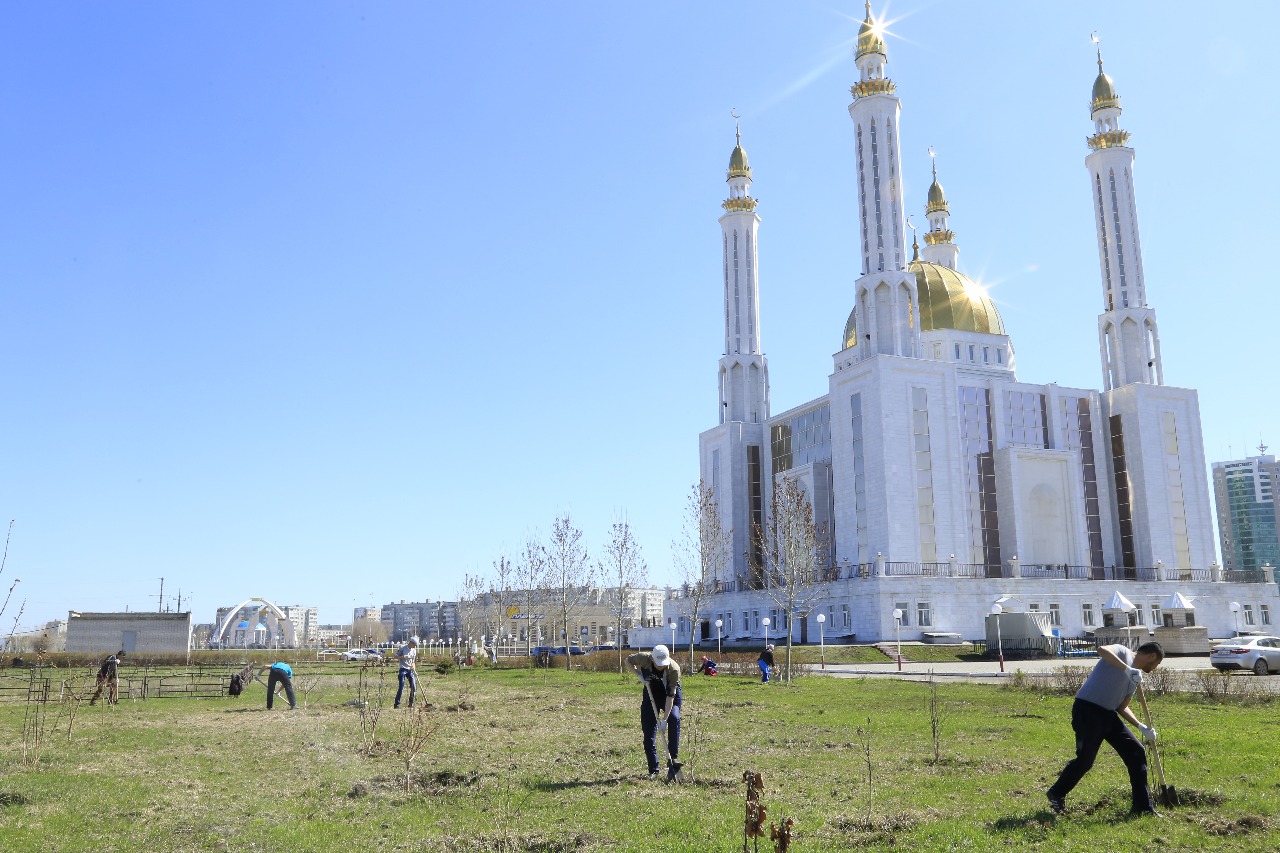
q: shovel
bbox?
[644,681,684,783]
[1135,683,1178,807]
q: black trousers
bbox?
[1048,698,1152,811]
[266,668,295,710]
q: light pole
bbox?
[715,619,723,659]
[1230,601,1241,637]
[762,617,771,650]
[991,603,1005,673]
[668,619,676,651]
[816,613,826,670]
[891,609,903,671]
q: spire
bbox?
[920,149,957,268]
[723,113,757,212]
[855,2,887,59]
[717,112,768,423]
[1086,37,1158,389]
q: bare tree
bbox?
[458,572,486,655]
[352,617,388,646]
[671,482,732,671]
[600,517,647,672]
[486,552,518,657]
[1,520,23,641]
[753,475,829,683]
[514,532,549,659]
[544,513,595,670]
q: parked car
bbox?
[316,649,343,658]
[342,649,378,662]
[1210,636,1280,674]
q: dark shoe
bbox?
[1046,793,1065,814]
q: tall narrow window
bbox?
[851,394,869,563]
[912,387,937,562]
[1110,414,1137,570]
[747,445,764,587]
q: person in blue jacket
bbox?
[266,661,296,710]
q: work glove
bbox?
[656,718,667,734]
[1137,723,1158,744]
[634,672,647,687]
[1126,667,1144,688]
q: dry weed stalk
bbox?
[927,670,944,764]
[742,770,767,853]
[856,716,875,825]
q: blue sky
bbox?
[2,3,1275,633]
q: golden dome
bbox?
[728,144,751,179]
[842,261,1006,351]
[911,260,1005,334]
[856,3,886,59]
[926,176,948,214]
[1091,58,1120,113]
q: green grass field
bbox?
[0,662,1276,851]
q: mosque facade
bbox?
[688,8,1278,646]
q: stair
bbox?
[873,643,901,661]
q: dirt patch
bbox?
[1200,814,1271,836]
[1175,788,1227,808]
[434,832,602,851]
[0,791,29,807]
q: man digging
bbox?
[1047,641,1164,817]
[626,644,683,782]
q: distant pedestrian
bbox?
[626,644,683,780]
[395,636,419,708]
[88,650,126,705]
[1047,642,1164,816]
[757,644,775,683]
[266,661,296,710]
[697,655,718,676]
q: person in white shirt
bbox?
[394,636,419,709]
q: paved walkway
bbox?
[812,653,1217,683]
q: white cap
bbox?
[409,636,419,644]
[651,645,671,667]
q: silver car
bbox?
[1210,636,1280,675]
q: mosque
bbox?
[688,7,1278,646]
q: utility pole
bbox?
[156,577,164,612]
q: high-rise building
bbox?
[686,7,1276,643]
[1213,447,1280,574]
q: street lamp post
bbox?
[991,603,1005,673]
[668,619,676,651]
[816,613,826,670]
[715,619,723,659]
[762,617,771,650]
[891,609,903,671]
[1230,601,1241,637]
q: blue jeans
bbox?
[395,668,418,708]
[758,660,771,682]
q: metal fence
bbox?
[0,666,234,704]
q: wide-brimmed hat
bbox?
[651,644,671,667]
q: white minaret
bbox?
[718,122,769,424]
[919,154,958,269]
[1086,47,1162,390]
[848,2,920,359]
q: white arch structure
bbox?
[215,597,298,648]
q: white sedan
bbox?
[1210,636,1280,675]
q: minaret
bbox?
[1086,47,1162,389]
[920,155,958,269]
[718,122,769,424]
[848,2,920,359]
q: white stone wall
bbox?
[65,612,192,654]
